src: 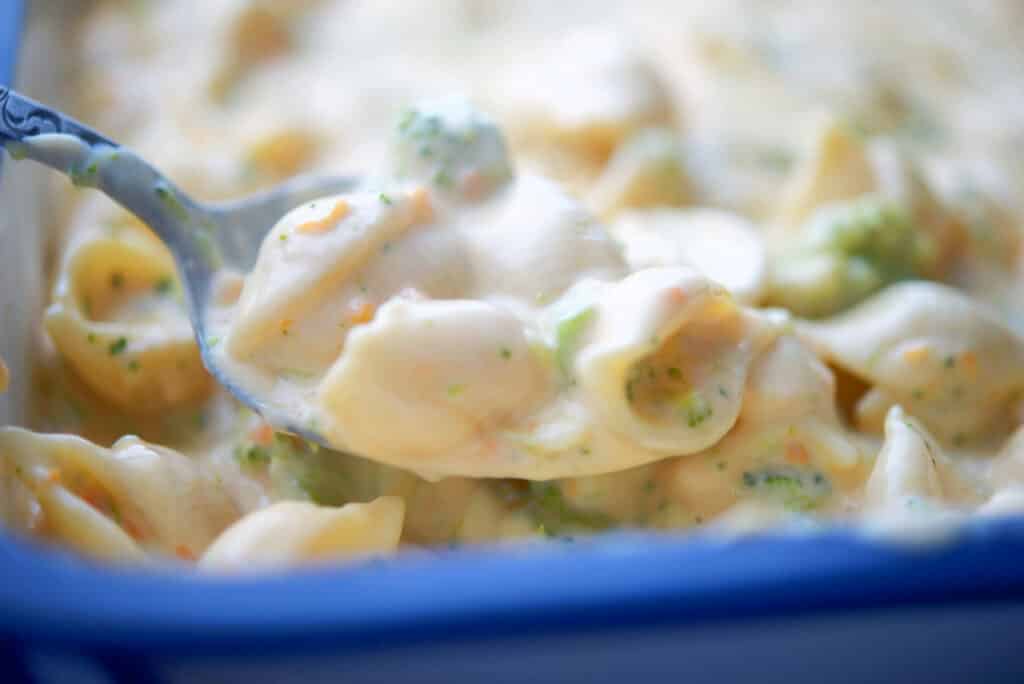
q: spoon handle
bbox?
[0,85,115,148]
[0,85,220,325]
[0,87,205,240]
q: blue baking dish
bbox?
[3,4,1024,682]
[0,1,19,83]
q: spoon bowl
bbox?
[0,85,356,443]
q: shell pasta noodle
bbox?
[44,208,212,414]
[4,0,1024,570]
[0,427,238,562]
[199,497,405,572]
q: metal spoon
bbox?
[0,86,356,444]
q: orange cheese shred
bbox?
[902,344,930,365]
[296,199,351,234]
[410,187,434,222]
[960,351,977,377]
[250,422,274,446]
[348,302,376,325]
[123,518,144,541]
[785,441,811,465]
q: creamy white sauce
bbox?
[207,99,780,478]
[4,1,1024,565]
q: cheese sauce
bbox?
[1,0,1023,568]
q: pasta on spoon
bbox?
[209,99,779,479]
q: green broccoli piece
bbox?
[676,391,712,428]
[233,444,271,469]
[554,306,595,382]
[768,196,934,318]
[491,480,615,536]
[266,435,359,506]
[741,466,831,512]
[393,98,513,198]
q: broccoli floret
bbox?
[740,466,831,512]
[768,196,934,318]
[392,98,513,199]
[805,198,928,276]
[676,391,713,428]
[266,435,359,506]
[491,480,615,536]
[233,443,271,468]
[554,306,595,382]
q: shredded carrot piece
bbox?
[296,199,351,234]
[250,422,274,446]
[46,468,61,484]
[123,519,144,541]
[410,187,434,222]
[348,302,376,325]
[175,545,196,561]
[480,433,498,455]
[279,318,293,335]
[902,344,930,365]
[960,350,977,376]
[785,441,810,465]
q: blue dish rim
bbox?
[3,521,1024,658]
[0,0,20,86]
[3,0,1024,660]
